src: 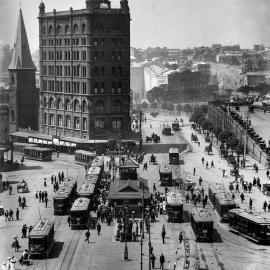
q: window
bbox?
[43,97,47,107]
[48,25,53,34]
[82,83,87,94]
[74,99,80,112]
[48,97,54,109]
[112,82,116,93]
[112,118,122,129]
[82,66,87,77]
[95,118,105,129]
[74,117,80,129]
[57,115,63,127]
[65,25,70,34]
[100,82,105,93]
[118,82,122,93]
[65,99,71,111]
[82,100,87,112]
[73,24,79,34]
[57,98,63,110]
[83,118,87,130]
[65,115,71,128]
[81,51,87,61]
[95,100,105,113]
[56,25,62,34]
[49,114,55,126]
[112,100,121,112]
[81,38,87,45]
[94,67,99,77]
[94,24,104,33]
[44,113,47,125]
[82,24,86,33]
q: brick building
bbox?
[38,0,132,140]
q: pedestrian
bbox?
[22,225,27,238]
[4,210,9,221]
[249,198,252,210]
[202,157,204,164]
[199,176,202,186]
[185,193,190,203]
[9,185,12,195]
[236,183,239,193]
[268,203,270,212]
[16,208,19,220]
[97,222,101,235]
[161,225,166,244]
[206,162,209,169]
[22,197,26,209]
[267,170,270,179]
[18,196,22,207]
[201,188,204,197]
[222,169,226,177]
[67,216,71,227]
[240,193,245,203]
[179,231,183,244]
[193,167,196,176]
[160,253,165,270]
[45,197,48,208]
[44,178,47,187]
[85,229,90,243]
[151,253,156,269]
[232,193,235,200]
[9,209,14,220]
[39,191,42,202]
[263,201,267,212]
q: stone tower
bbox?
[8,9,39,133]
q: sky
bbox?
[1,0,270,53]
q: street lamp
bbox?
[122,203,129,261]
[146,207,152,270]
[243,113,249,168]
[140,238,143,270]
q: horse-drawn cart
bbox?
[17,180,29,193]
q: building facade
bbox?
[8,9,39,134]
[0,89,9,144]
[38,0,131,140]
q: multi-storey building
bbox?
[38,0,131,140]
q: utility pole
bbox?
[243,114,249,168]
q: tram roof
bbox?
[191,207,213,223]
[71,197,90,211]
[215,192,237,206]
[74,150,96,156]
[229,208,270,224]
[166,192,183,206]
[160,164,172,173]
[87,166,101,175]
[169,148,180,154]
[91,156,104,167]
[209,183,226,193]
[29,219,54,237]
[77,182,95,195]
[24,146,52,152]
[54,177,76,198]
[85,174,98,183]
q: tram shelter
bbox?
[118,159,139,180]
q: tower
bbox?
[8,9,38,133]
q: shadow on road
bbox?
[19,165,43,171]
[49,241,64,259]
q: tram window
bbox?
[30,237,45,245]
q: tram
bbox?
[90,155,105,174]
[166,192,183,222]
[74,150,96,166]
[208,183,226,207]
[214,192,237,222]
[53,177,77,215]
[172,120,180,131]
[77,182,96,199]
[24,146,52,161]
[169,148,180,165]
[70,197,91,229]
[159,163,173,186]
[228,208,270,244]
[28,219,55,257]
[190,207,213,242]
[87,166,102,184]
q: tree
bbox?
[141,101,149,110]
[167,102,174,111]
[176,104,182,112]
[150,102,158,109]
[218,131,233,143]
[183,104,192,113]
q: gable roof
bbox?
[9,9,36,70]
[119,158,139,168]
[108,180,150,200]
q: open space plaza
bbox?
[1,111,270,270]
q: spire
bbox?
[9,9,35,70]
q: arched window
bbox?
[56,25,62,34]
[11,110,15,122]
[43,26,46,35]
[57,98,63,110]
[94,23,104,33]
[82,24,86,33]
[82,100,87,112]
[74,99,80,112]
[112,100,121,112]
[65,25,70,34]
[65,99,71,110]
[73,24,79,34]
[48,25,53,34]
[48,97,54,109]
[11,75,15,86]
[95,100,105,113]
[43,96,47,107]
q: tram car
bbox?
[208,183,226,207]
[159,163,173,186]
[53,177,77,215]
[179,178,196,191]
[214,192,237,222]
[166,192,183,222]
[190,207,213,242]
[172,120,180,131]
[28,219,55,258]
[228,209,270,244]
[74,150,96,166]
[70,197,91,229]
[77,182,96,200]
[90,155,104,174]
[169,147,180,165]
[24,146,52,161]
